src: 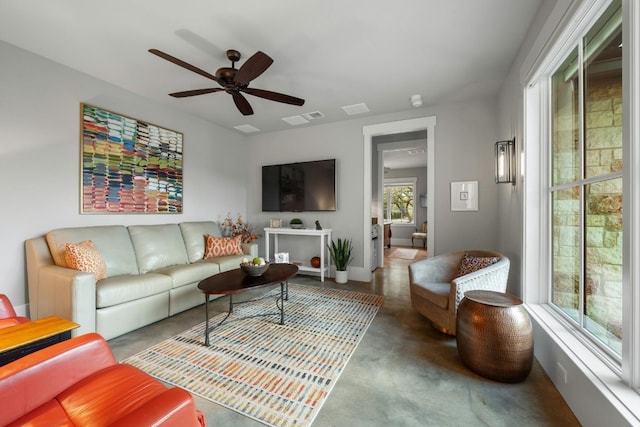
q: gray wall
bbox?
[1,37,503,309]
[495,0,634,424]
[245,98,501,281]
[0,41,249,311]
[424,100,500,255]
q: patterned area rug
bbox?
[387,248,419,259]
[122,284,383,427]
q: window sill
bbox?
[526,303,640,425]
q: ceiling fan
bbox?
[148,48,305,116]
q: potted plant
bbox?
[289,218,304,229]
[327,238,354,284]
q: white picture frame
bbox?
[274,252,289,263]
[451,181,478,211]
[270,218,282,228]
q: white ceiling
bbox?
[0,0,541,137]
[384,147,427,171]
[375,131,428,170]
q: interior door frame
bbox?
[362,116,436,280]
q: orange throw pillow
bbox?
[64,240,107,280]
[204,235,243,258]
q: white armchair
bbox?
[408,250,510,335]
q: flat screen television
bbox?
[262,159,336,212]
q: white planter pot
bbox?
[335,270,348,284]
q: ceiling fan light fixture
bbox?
[411,94,423,108]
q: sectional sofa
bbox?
[25,221,258,340]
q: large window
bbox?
[550,0,623,357]
[383,178,416,224]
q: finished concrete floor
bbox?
[108,247,581,426]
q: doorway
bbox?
[376,132,427,260]
[362,116,436,281]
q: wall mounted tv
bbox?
[262,159,336,212]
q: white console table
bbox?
[264,227,332,282]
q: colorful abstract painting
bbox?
[81,104,183,214]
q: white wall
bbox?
[0,41,249,314]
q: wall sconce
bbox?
[419,193,427,208]
[495,138,516,185]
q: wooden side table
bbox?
[456,290,533,383]
[0,316,79,366]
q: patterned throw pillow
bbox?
[455,254,499,278]
[64,240,107,280]
[204,235,243,258]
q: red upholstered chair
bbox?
[0,294,29,330]
[0,333,206,426]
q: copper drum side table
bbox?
[456,290,533,383]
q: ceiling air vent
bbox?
[341,103,370,116]
[233,124,260,133]
[302,111,325,120]
[282,115,309,126]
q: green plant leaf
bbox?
[327,238,354,271]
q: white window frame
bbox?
[383,177,417,225]
[523,0,640,418]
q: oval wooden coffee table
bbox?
[198,263,298,346]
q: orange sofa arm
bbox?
[0,294,29,329]
[109,387,206,427]
[0,317,29,329]
[0,333,116,426]
[0,294,19,318]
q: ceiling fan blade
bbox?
[234,51,273,85]
[169,88,224,98]
[149,49,221,84]
[242,88,305,106]
[232,92,254,115]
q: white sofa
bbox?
[25,221,257,340]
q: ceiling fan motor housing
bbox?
[216,67,237,84]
